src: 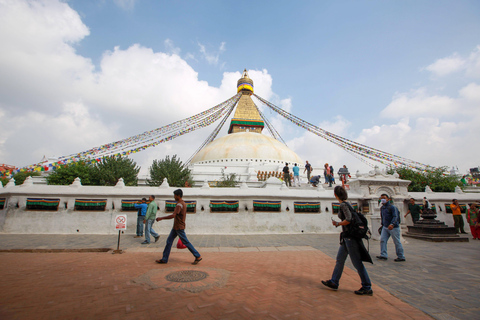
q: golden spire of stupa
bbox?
[228,69,264,134]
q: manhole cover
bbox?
[165,270,208,283]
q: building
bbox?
[189,70,304,186]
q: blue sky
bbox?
[1,0,480,175]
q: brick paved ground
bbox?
[0,250,430,320]
[0,233,478,319]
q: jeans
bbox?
[380,226,405,259]
[162,229,200,262]
[284,173,291,186]
[144,219,159,243]
[330,237,371,290]
[136,216,144,236]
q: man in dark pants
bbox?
[304,161,313,183]
[283,163,291,187]
[133,198,147,238]
[451,199,466,234]
[405,198,422,224]
[155,189,202,265]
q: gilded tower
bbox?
[228,69,265,134]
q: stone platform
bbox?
[0,233,479,319]
[405,213,469,242]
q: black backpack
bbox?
[344,202,371,240]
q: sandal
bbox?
[155,259,167,264]
[192,257,202,265]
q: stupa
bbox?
[189,70,303,185]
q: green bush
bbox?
[387,166,462,192]
[46,161,97,185]
[12,172,41,185]
[46,156,140,186]
[148,155,192,187]
[93,156,139,186]
[214,170,239,188]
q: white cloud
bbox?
[380,89,456,118]
[0,102,118,166]
[198,41,226,66]
[1,0,479,177]
[425,53,465,76]
[358,80,480,171]
[466,45,480,78]
[424,46,480,78]
[459,82,480,101]
[0,0,92,113]
[164,39,181,55]
[184,52,196,61]
[0,0,267,171]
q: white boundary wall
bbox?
[0,171,477,235]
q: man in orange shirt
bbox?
[155,189,202,265]
[451,199,466,234]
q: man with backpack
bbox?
[322,186,373,296]
[377,194,405,262]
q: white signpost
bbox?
[115,215,127,230]
[113,214,127,254]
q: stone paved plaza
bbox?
[0,233,478,319]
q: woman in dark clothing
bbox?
[322,186,373,295]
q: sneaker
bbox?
[154,236,160,243]
[141,241,150,244]
[134,235,142,238]
[155,259,167,264]
[376,256,387,260]
[394,258,406,262]
[321,280,338,290]
[354,288,373,296]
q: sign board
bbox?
[115,214,127,230]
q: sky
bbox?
[1,0,480,177]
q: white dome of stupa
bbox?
[190,132,303,165]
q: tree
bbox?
[387,166,462,192]
[12,172,41,185]
[148,155,192,187]
[46,161,97,185]
[93,156,140,186]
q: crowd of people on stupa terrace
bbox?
[256,161,351,188]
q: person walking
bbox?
[322,186,373,296]
[377,194,405,262]
[292,163,300,187]
[142,195,160,244]
[283,163,292,187]
[338,165,350,187]
[467,202,479,239]
[155,189,202,265]
[405,198,422,224]
[304,161,313,183]
[324,163,332,187]
[133,198,148,238]
[324,163,329,185]
[330,165,335,184]
[451,199,466,234]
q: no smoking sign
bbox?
[115,214,127,230]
